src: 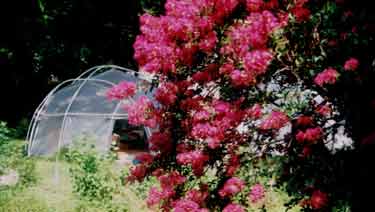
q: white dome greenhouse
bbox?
[26,65,156,156]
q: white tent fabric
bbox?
[26,65,156,156]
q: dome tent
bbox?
[26,65,156,156]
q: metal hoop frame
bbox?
[26,65,153,156]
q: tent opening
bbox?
[112,119,149,164]
[113,119,148,152]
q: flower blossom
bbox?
[134,0,240,74]
[230,69,256,87]
[295,127,323,144]
[193,110,211,123]
[172,199,208,212]
[218,177,246,198]
[146,171,186,208]
[314,68,339,87]
[158,171,186,190]
[344,57,359,71]
[223,203,245,212]
[147,186,175,207]
[155,82,179,105]
[177,151,209,176]
[243,49,273,75]
[191,123,221,139]
[222,11,280,59]
[249,183,265,203]
[148,132,172,154]
[291,6,311,22]
[259,111,289,130]
[127,164,147,182]
[226,154,240,176]
[296,115,313,127]
[315,104,332,116]
[135,153,154,165]
[185,189,208,206]
[245,0,264,12]
[246,104,263,119]
[310,190,328,209]
[123,95,158,128]
[106,81,136,101]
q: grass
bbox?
[0,142,149,212]
[0,140,302,212]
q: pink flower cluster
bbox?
[246,104,263,119]
[128,164,147,182]
[106,81,136,101]
[148,132,172,154]
[344,57,359,71]
[296,115,313,127]
[314,68,339,87]
[185,189,208,206]
[159,171,186,192]
[295,127,323,144]
[220,9,284,87]
[293,113,326,157]
[135,153,154,165]
[310,190,328,209]
[223,203,245,212]
[218,177,246,198]
[315,104,331,116]
[226,154,240,176]
[291,0,311,22]
[155,82,179,106]
[123,95,158,128]
[172,199,208,212]
[134,0,240,74]
[249,183,265,203]
[243,50,274,76]
[259,111,289,130]
[222,11,281,57]
[177,150,209,176]
[245,0,279,12]
[190,100,242,149]
[147,171,186,208]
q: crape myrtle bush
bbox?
[106,0,373,211]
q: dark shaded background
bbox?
[0,0,165,126]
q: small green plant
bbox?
[64,142,118,202]
[0,121,13,143]
[0,137,36,186]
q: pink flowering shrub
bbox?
[248,183,265,203]
[103,0,372,210]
